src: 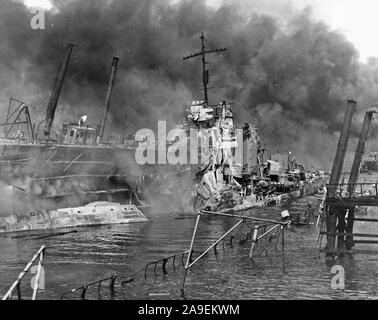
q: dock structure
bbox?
[323,100,378,255]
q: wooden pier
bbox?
[322,100,378,255]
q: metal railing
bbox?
[249,224,283,261]
[61,249,191,299]
[327,183,378,199]
[142,250,190,279]
[181,210,290,291]
[2,245,46,300]
[61,275,117,300]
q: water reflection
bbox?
[0,197,378,300]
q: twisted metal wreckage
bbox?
[3,206,314,300]
[63,211,289,299]
[63,209,289,299]
[1,34,325,300]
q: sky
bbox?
[19,0,378,62]
[23,0,53,10]
[290,0,378,62]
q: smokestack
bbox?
[98,56,119,143]
[43,43,75,136]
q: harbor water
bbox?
[1,196,378,300]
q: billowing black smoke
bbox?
[2,0,378,170]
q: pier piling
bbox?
[323,104,378,254]
[325,100,356,254]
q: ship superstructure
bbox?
[182,34,323,213]
[0,35,326,227]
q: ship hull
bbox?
[0,140,195,219]
[197,177,326,214]
[0,202,148,233]
[0,141,139,215]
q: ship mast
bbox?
[183,33,227,105]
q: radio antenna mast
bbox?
[183,33,227,105]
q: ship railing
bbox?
[121,249,190,283]
[327,182,378,199]
[2,245,46,300]
[180,210,290,291]
[59,211,289,298]
[140,250,191,279]
[60,250,190,299]
[61,275,117,300]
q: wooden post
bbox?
[345,207,355,250]
[336,208,346,251]
[317,215,325,249]
[326,100,356,254]
[345,111,375,250]
[326,206,338,253]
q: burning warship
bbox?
[0,44,152,232]
[0,35,326,232]
[186,100,326,214]
[180,34,327,214]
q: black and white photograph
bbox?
[1,0,378,310]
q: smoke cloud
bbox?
[1,0,378,171]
